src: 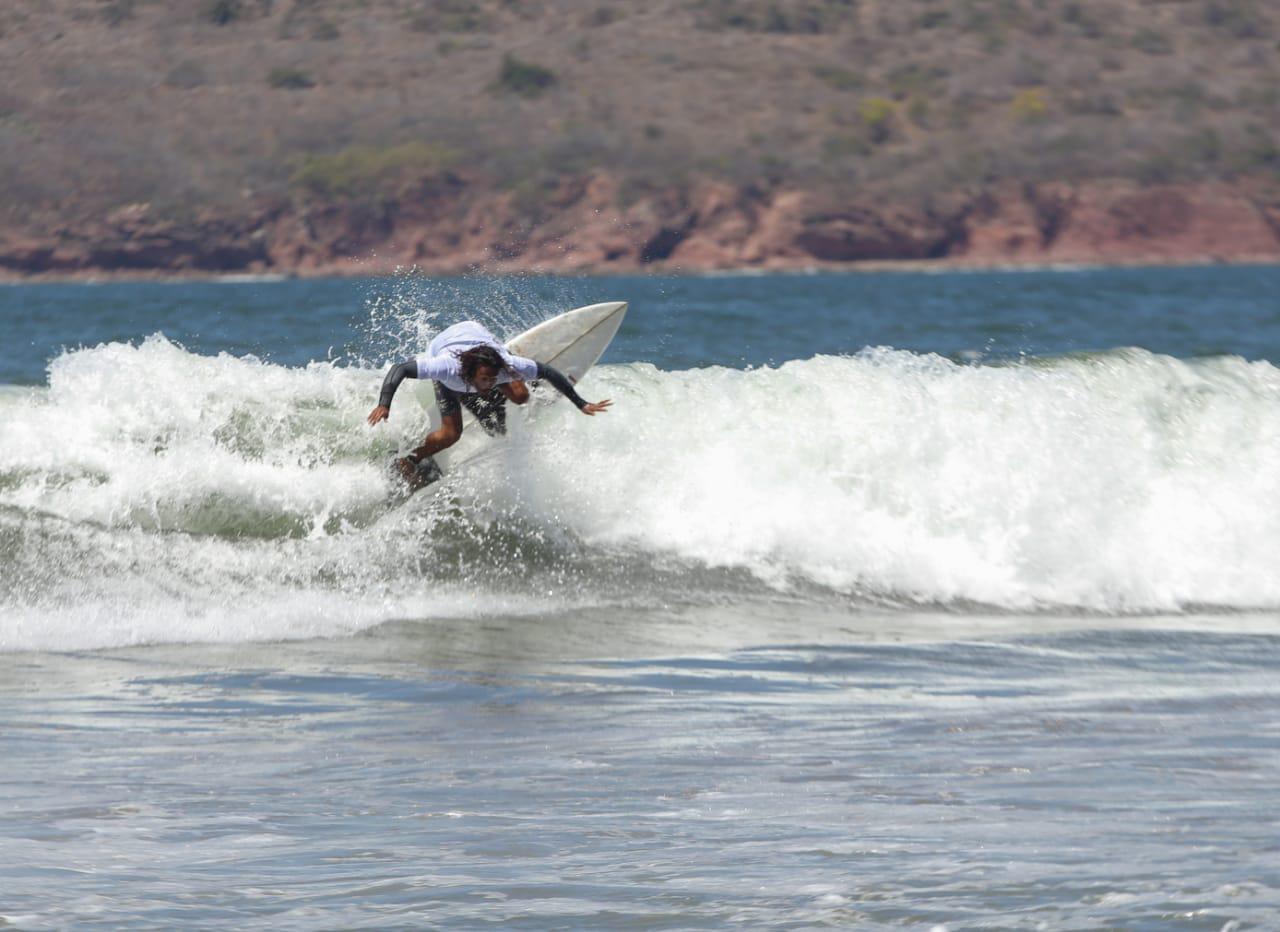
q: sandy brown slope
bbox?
[1,0,1278,275]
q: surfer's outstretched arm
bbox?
[367,360,418,425]
[534,362,612,415]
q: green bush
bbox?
[289,142,458,199]
[493,54,557,98]
[1062,2,1104,39]
[812,64,863,91]
[101,0,135,26]
[1010,87,1048,121]
[1063,90,1121,116]
[1185,127,1222,165]
[508,175,556,219]
[959,0,1031,49]
[858,97,896,143]
[886,63,947,100]
[1228,126,1280,173]
[1136,152,1180,185]
[759,152,792,182]
[584,6,621,27]
[1236,83,1280,109]
[934,147,998,189]
[165,60,207,89]
[407,1,494,34]
[1131,28,1173,55]
[906,95,930,127]
[941,93,981,129]
[203,0,240,26]
[693,0,857,34]
[1205,1,1268,39]
[1161,82,1210,118]
[267,67,315,90]
[823,131,873,161]
[913,8,950,30]
[1011,54,1046,87]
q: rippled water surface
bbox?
[2,267,1278,928]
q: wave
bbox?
[2,335,1279,649]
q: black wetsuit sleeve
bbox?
[535,362,589,410]
[377,360,418,409]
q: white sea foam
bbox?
[503,346,1280,611]
[1,335,1278,650]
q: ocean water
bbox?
[1,266,1279,929]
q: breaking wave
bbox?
[2,335,1278,650]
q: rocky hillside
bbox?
[2,0,1279,275]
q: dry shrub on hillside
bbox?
[407,0,495,33]
[692,0,857,33]
[3,0,1280,225]
[289,142,459,200]
[492,54,557,98]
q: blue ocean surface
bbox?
[1,266,1278,929]
[4,266,1280,385]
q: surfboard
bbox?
[398,301,627,487]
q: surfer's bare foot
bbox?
[395,456,426,490]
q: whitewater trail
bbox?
[2,334,1279,650]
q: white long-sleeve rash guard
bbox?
[376,322,588,411]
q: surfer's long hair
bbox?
[456,345,514,388]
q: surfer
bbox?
[367,320,612,488]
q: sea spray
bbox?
[2,338,1278,650]
[472,347,1280,611]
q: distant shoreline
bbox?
[4,177,1278,285]
[3,253,1279,287]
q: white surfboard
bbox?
[404,301,627,481]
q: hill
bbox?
[2,0,1279,276]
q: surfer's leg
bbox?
[397,407,460,490]
[392,384,463,490]
[413,384,464,456]
[407,408,461,458]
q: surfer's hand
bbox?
[580,400,612,416]
[367,405,390,426]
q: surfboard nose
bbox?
[575,301,628,322]
[574,301,627,350]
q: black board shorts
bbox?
[433,382,507,436]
